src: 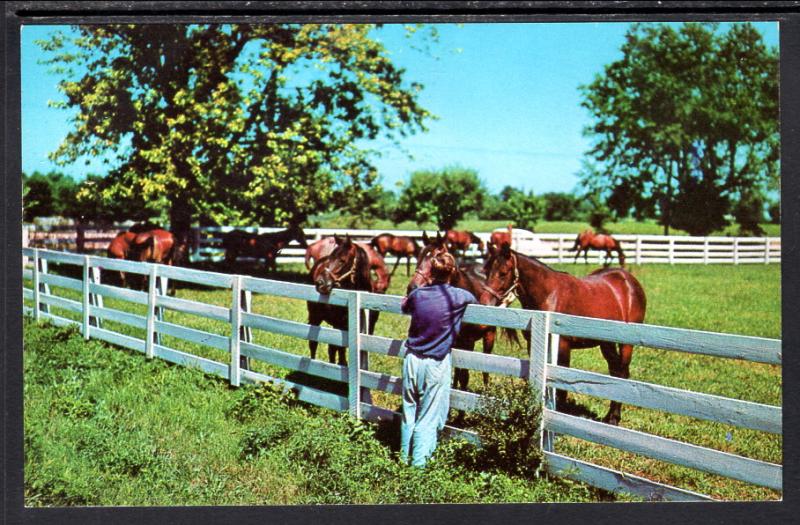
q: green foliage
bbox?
[541,192,581,221]
[471,380,543,477]
[393,166,486,230]
[39,24,434,231]
[23,171,79,221]
[580,22,779,235]
[767,200,780,224]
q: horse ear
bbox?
[333,234,341,245]
[435,231,442,242]
[422,231,429,243]
[501,242,511,257]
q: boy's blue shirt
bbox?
[401,283,477,360]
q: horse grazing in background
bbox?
[481,244,646,425]
[305,236,390,293]
[307,235,382,365]
[126,228,189,293]
[488,224,514,255]
[572,229,626,267]
[409,231,511,392]
[223,225,308,272]
[446,229,485,257]
[370,233,420,277]
[106,231,139,288]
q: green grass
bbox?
[23,260,781,503]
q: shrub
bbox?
[471,379,543,478]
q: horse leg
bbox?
[390,256,401,277]
[307,303,322,360]
[481,328,496,387]
[555,340,571,410]
[599,342,632,425]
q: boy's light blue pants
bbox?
[400,352,452,467]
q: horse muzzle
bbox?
[315,278,334,295]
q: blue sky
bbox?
[20,22,779,195]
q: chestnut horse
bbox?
[488,224,514,254]
[305,236,390,293]
[106,231,138,288]
[369,233,420,277]
[446,229,485,257]
[407,231,505,391]
[481,244,646,425]
[127,228,189,293]
[308,235,383,365]
[222,226,308,272]
[572,229,626,267]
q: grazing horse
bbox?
[305,236,390,293]
[223,225,308,272]
[488,224,514,254]
[481,244,646,425]
[308,235,382,365]
[106,231,138,288]
[409,231,507,391]
[370,233,420,277]
[127,228,188,293]
[446,229,485,257]
[572,229,626,267]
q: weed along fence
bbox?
[22,248,782,501]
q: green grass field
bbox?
[23,260,781,504]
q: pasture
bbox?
[23,260,781,503]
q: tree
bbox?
[22,171,78,221]
[39,24,433,237]
[541,192,580,222]
[498,187,542,232]
[733,190,766,236]
[393,166,485,230]
[580,23,778,235]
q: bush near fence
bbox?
[22,248,782,501]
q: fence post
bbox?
[145,264,158,359]
[89,264,103,329]
[733,238,740,265]
[765,237,771,265]
[703,238,709,265]
[557,236,564,263]
[32,249,41,321]
[240,285,252,371]
[82,255,91,339]
[348,291,362,418]
[361,308,372,406]
[529,311,554,453]
[635,236,642,265]
[38,254,50,316]
[154,271,167,347]
[668,238,675,265]
[230,275,243,387]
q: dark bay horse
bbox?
[308,235,382,365]
[446,229,485,257]
[223,226,308,272]
[408,232,507,392]
[572,229,626,267]
[370,233,420,277]
[481,244,646,425]
[305,236,390,293]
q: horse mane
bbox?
[508,248,572,277]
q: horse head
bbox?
[407,233,449,294]
[313,234,362,295]
[289,225,308,248]
[482,243,520,307]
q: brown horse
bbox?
[223,225,308,272]
[370,233,420,277]
[308,235,381,365]
[127,228,188,293]
[408,231,505,391]
[106,231,138,287]
[488,224,514,254]
[305,236,390,293]
[445,229,485,257]
[481,244,646,425]
[572,229,626,267]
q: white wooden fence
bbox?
[22,248,782,501]
[194,227,781,266]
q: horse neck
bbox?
[514,253,562,309]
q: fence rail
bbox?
[24,224,781,265]
[21,248,782,501]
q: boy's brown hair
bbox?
[431,252,456,283]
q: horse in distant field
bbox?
[409,231,510,392]
[305,236,390,293]
[222,225,308,272]
[571,229,625,267]
[488,224,514,255]
[106,231,139,288]
[307,235,382,365]
[446,229,485,257]
[126,228,189,293]
[481,244,646,425]
[369,233,420,277]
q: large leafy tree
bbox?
[393,166,485,230]
[39,24,433,236]
[580,22,778,235]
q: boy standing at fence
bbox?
[400,252,476,467]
